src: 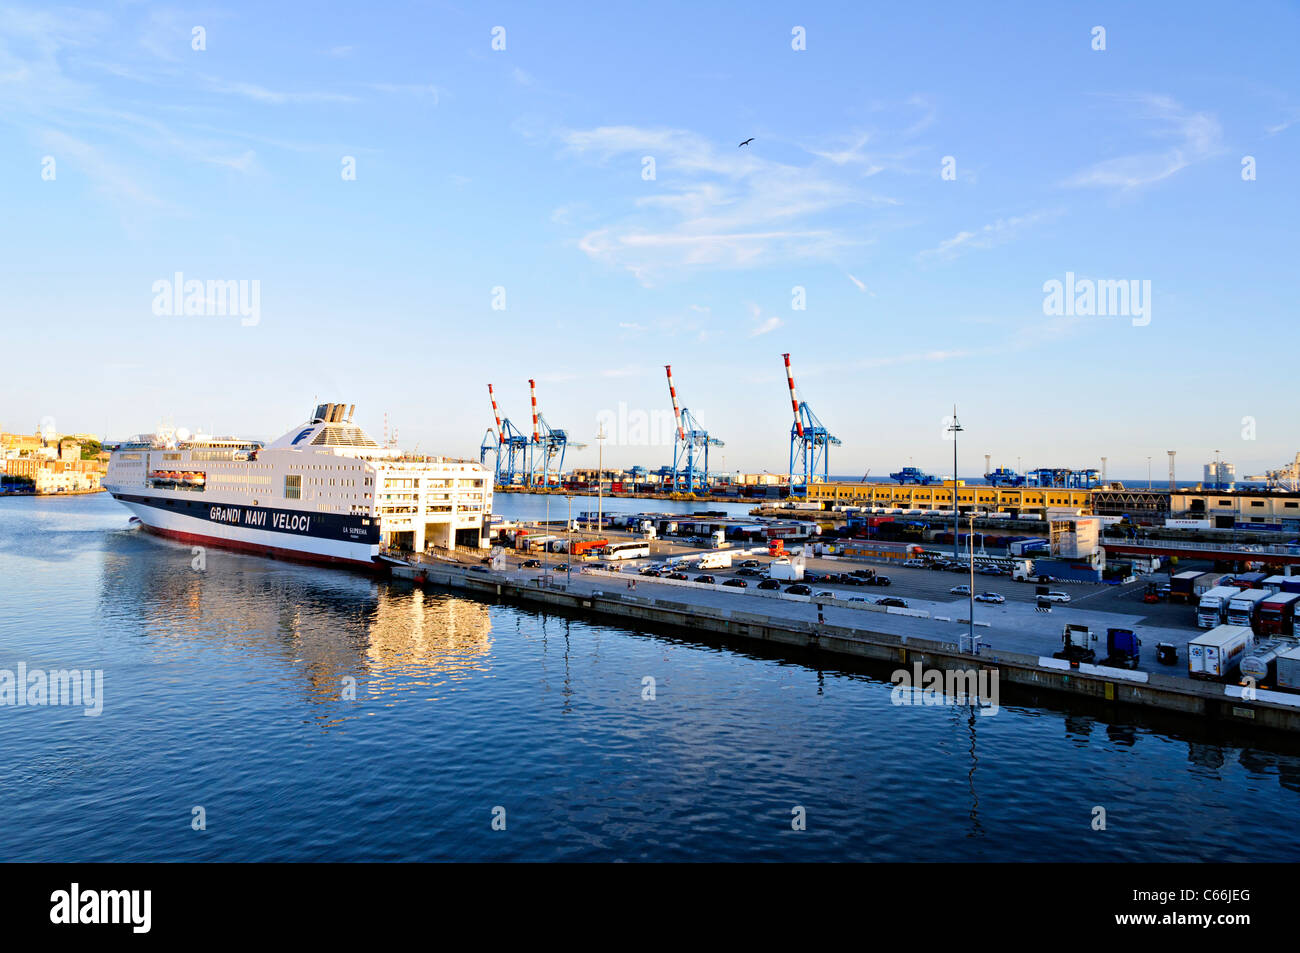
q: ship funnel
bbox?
[346,404,355,422]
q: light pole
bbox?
[966,512,977,654]
[948,405,964,564]
[596,423,607,537]
[1214,449,1221,492]
[1147,456,1152,490]
[566,495,573,586]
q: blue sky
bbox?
[1,1,1296,479]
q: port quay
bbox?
[389,533,1300,735]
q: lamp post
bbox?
[948,406,964,564]
[1147,456,1152,490]
[566,495,573,587]
[596,423,607,537]
[966,512,977,654]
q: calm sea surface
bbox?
[0,492,1297,861]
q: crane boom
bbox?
[783,352,804,438]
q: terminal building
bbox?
[805,480,1092,517]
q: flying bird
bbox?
[738,138,754,147]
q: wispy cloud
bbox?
[203,77,358,105]
[368,82,442,102]
[561,125,892,283]
[918,210,1061,261]
[1064,94,1222,189]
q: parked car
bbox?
[867,575,891,587]
[852,569,875,578]
[847,596,871,603]
[927,562,949,571]
[757,579,781,591]
[979,566,1006,576]
[975,592,1005,604]
[903,558,927,567]
[554,564,570,573]
[722,578,748,588]
[876,597,908,608]
[815,590,836,598]
[739,560,761,568]
[520,559,542,569]
[950,584,972,596]
[803,573,822,584]
[694,574,716,584]
[639,568,662,577]
[736,567,762,577]
[667,572,689,581]
[1044,591,1071,603]
[785,584,812,595]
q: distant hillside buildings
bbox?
[1,428,107,494]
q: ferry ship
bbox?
[104,403,492,568]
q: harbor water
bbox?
[1,493,1298,861]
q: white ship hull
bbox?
[116,495,380,568]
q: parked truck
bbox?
[1240,638,1292,683]
[1187,625,1255,680]
[1257,591,1300,636]
[1169,570,1206,604]
[1196,586,1242,628]
[1229,571,1268,591]
[1261,574,1300,595]
[767,557,804,581]
[1226,588,1271,627]
[1053,623,1099,663]
[1103,628,1142,668]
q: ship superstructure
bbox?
[104,403,491,567]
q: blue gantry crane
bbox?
[481,383,532,486]
[664,364,723,493]
[523,379,586,487]
[782,353,841,496]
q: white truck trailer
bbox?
[1187,625,1255,680]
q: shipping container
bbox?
[1192,572,1228,596]
[1187,626,1255,680]
[1275,646,1300,690]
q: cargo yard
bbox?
[479,356,1300,546]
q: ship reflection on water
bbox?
[97,529,493,719]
